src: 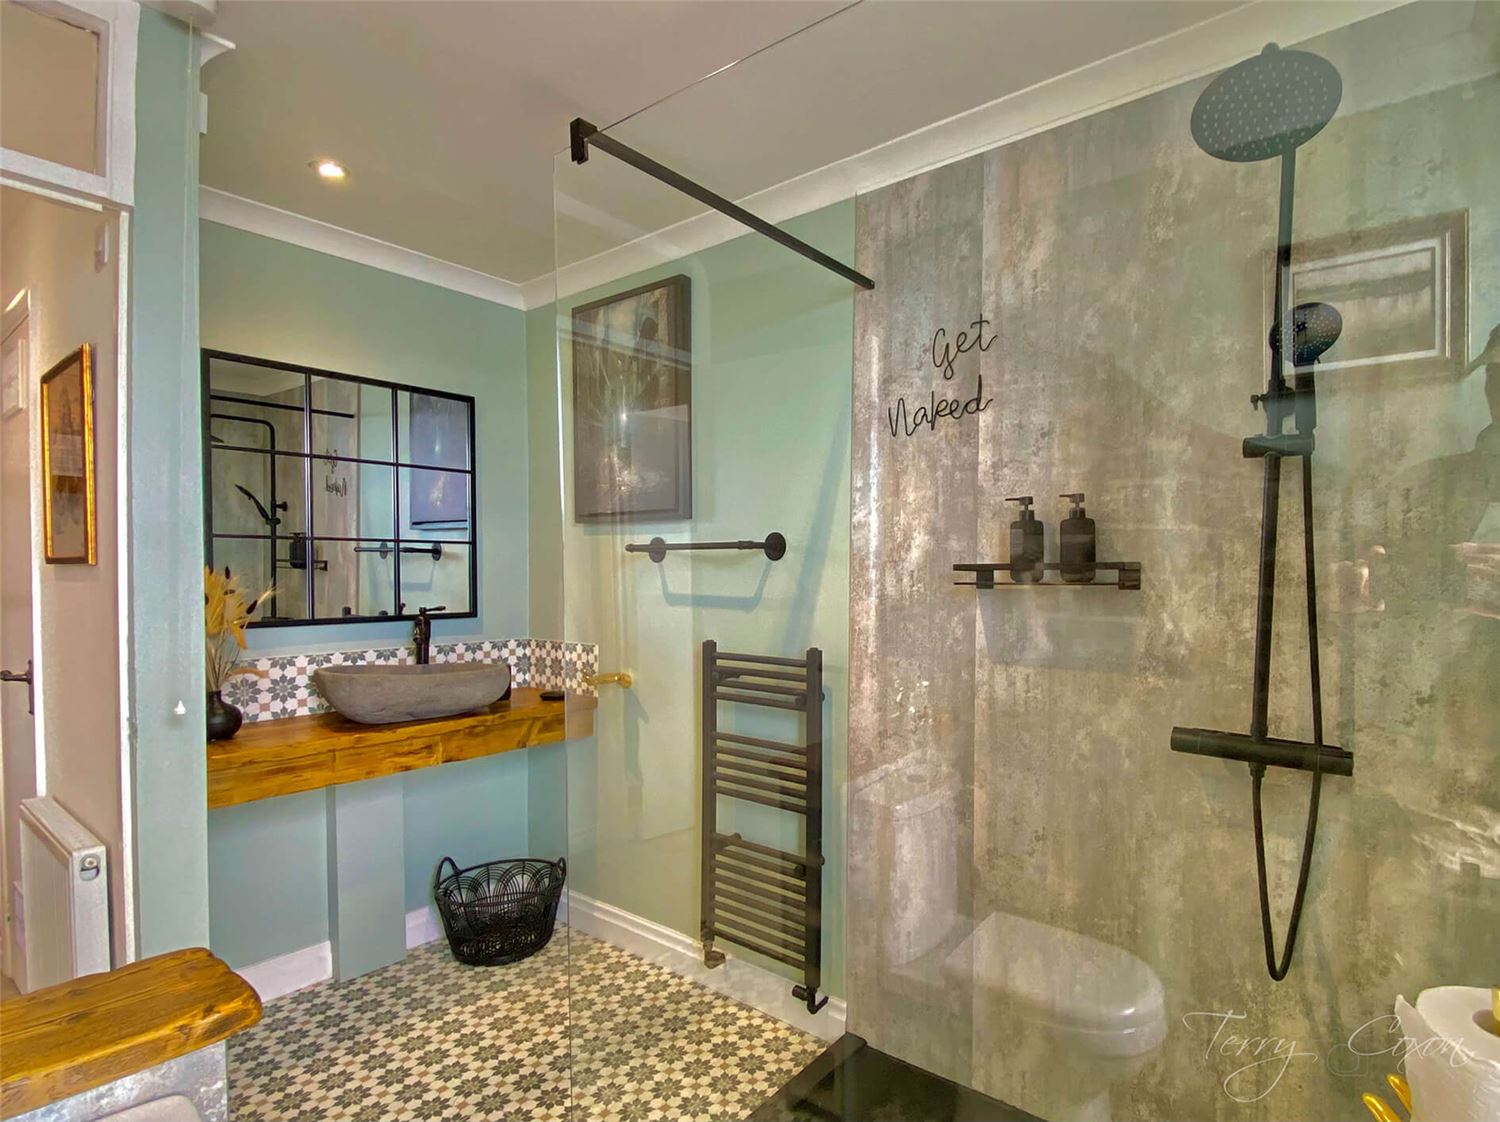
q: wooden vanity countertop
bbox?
[0,948,262,1118]
[207,687,595,809]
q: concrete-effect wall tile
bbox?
[847,12,1499,1120]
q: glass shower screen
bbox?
[547,3,1499,1120]
[551,54,857,1120]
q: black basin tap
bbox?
[412,605,447,665]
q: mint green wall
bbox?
[208,755,530,969]
[526,303,563,641]
[130,8,208,956]
[400,754,531,907]
[545,203,854,995]
[208,791,328,963]
[200,225,534,967]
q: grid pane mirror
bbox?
[202,350,477,627]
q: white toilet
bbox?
[945,911,1166,1122]
[867,773,1166,1120]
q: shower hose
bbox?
[1250,454,1327,982]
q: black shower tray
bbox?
[953,561,1142,590]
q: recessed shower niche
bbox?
[202,350,477,626]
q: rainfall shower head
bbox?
[1191,43,1342,163]
[1269,302,1343,366]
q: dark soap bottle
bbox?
[1006,496,1044,583]
[1059,493,1097,583]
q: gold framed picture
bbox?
[40,344,95,564]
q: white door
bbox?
[0,294,38,991]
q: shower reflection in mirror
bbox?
[201,351,477,627]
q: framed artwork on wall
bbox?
[1269,210,1468,380]
[571,274,692,523]
[40,344,96,564]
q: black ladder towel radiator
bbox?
[700,640,828,1014]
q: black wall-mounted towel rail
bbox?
[627,532,785,564]
[700,641,827,1014]
[353,541,444,561]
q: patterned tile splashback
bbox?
[223,638,597,723]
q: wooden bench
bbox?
[0,948,261,1118]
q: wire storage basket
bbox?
[433,855,567,966]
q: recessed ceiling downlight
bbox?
[312,158,347,181]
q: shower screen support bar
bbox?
[570,118,875,291]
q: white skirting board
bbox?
[235,892,845,1042]
[562,891,845,1042]
[237,906,440,1001]
[235,939,333,1003]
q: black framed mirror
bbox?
[202,350,477,628]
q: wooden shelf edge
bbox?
[0,948,262,1119]
[207,688,597,809]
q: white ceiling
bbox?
[201,0,848,285]
[201,0,1264,292]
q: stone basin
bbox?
[313,662,512,725]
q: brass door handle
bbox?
[587,671,633,689]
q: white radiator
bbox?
[19,796,109,992]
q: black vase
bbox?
[206,690,243,741]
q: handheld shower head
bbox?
[1269,302,1343,367]
[1191,43,1342,164]
[235,484,281,528]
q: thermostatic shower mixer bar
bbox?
[569,119,875,291]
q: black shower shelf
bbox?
[953,561,1142,590]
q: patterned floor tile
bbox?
[230,928,824,1122]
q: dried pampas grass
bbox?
[205,565,274,692]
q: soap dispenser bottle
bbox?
[1006,496,1045,583]
[1059,492,1097,583]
